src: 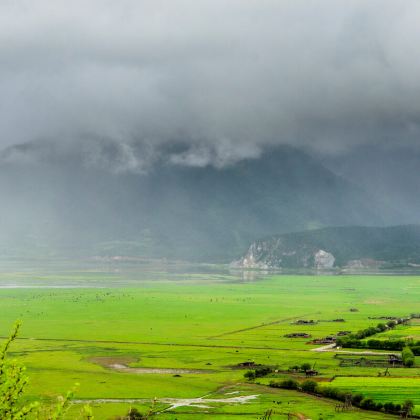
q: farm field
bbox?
[0,264,419,419]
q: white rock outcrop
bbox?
[314,249,335,269]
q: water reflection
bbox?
[0,258,419,288]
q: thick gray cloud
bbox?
[1,0,420,169]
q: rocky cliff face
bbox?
[314,250,335,269]
[233,238,335,269]
[233,225,420,269]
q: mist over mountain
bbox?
[322,145,420,224]
[1,1,420,263]
[0,141,399,262]
[1,1,420,160]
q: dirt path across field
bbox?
[311,344,400,356]
[208,313,318,339]
[109,363,212,374]
[311,343,336,352]
[3,336,301,352]
[90,356,216,374]
[72,394,259,410]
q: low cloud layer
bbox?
[1,0,420,169]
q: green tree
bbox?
[244,370,256,380]
[402,400,414,417]
[300,363,311,372]
[300,380,317,393]
[0,321,38,419]
[279,379,298,389]
[127,408,143,419]
[402,347,415,367]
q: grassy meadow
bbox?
[0,266,419,419]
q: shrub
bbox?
[383,340,405,350]
[319,387,340,399]
[351,393,364,406]
[300,380,317,393]
[244,370,256,380]
[300,363,311,372]
[383,402,395,413]
[410,345,420,356]
[127,408,144,419]
[367,339,381,348]
[244,366,273,379]
[402,346,415,367]
[386,320,397,328]
[404,358,414,367]
[360,398,377,410]
[335,390,349,402]
[279,379,299,389]
[269,380,281,388]
[0,322,39,419]
[402,400,415,416]
[255,366,273,377]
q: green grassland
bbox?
[0,269,419,419]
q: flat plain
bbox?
[0,262,419,419]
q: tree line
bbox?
[269,378,415,417]
[335,317,420,363]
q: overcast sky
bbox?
[1,0,420,169]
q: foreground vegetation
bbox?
[0,267,419,418]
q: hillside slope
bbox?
[234,225,420,269]
[0,142,394,261]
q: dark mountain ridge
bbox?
[0,142,395,261]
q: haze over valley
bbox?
[1,2,420,419]
[1,0,420,264]
[1,139,420,263]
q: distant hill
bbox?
[234,225,420,269]
[0,142,396,262]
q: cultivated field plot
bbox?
[379,321,420,341]
[325,377,420,406]
[0,268,419,419]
